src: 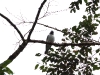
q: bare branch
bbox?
[38,0,51,19]
[27,0,47,40]
[29,39,100,46]
[19,21,62,32]
[37,22,62,32]
[8,42,27,60]
[0,13,24,41]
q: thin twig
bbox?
[18,21,62,32]
[38,0,50,19]
[0,13,24,41]
[37,22,62,32]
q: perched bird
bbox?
[45,31,54,54]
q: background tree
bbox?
[35,0,100,75]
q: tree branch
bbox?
[8,42,28,60]
[0,41,28,69]
[0,0,47,68]
[19,21,62,32]
[27,0,47,40]
[0,13,24,41]
[29,39,100,46]
[37,22,62,32]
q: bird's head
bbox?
[50,31,54,35]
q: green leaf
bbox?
[96,19,100,23]
[1,59,12,68]
[92,65,100,70]
[94,57,98,61]
[50,48,54,52]
[92,32,98,35]
[0,72,5,75]
[6,67,13,75]
[62,28,68,33]
[78,71,81,75]
[47,68,54,72]
[35,64,39,70]
[40,65,44,70]
[78,0,82,4]
[42,56,48,62]
[62,28,68,36]
[94,14,100,18]
[75,38,78,43]
[42,67,48,72]
[84,0,87,3]
[4,67,13,75]
[96,49,100,53]
[82,15,87,19]
[73,8,76,13]
[87,2,92,5]
[72,26,77,31]
[35,53,41,56]
[73,50,79,55]
[75,2,79,10]
[88,48,92,54]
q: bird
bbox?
[45,31,55,54]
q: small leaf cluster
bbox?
[0,67,13,75]
[35,13,100,75]
[35,0,100,75]
[69,0,99,14]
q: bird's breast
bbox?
[47,35,54,42]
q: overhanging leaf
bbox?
[35,64,39,70]
[35,53,41,56]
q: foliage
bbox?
[0,59,13,75]
[35,0,100,75]
[69,0,99,14]
[0,67,13,75]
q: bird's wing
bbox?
[45,35,51,54]
[46,35,49,41]
[46,35,54,42]
[45,34,54,54]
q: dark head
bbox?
[50,31,54,35]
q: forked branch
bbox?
[0,0,48,68]
[0,13,24,41]
[27,0,47,40]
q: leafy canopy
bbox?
[35,0,100,75]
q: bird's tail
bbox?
[45,50,48,54]
[45,44,51,54]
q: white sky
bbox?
[0,0,100,75]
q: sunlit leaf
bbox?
[92,65,100,70]
[96,49,100,53]
[40,65,44,70]
[84,0,87,3]
[35,53,41,56]
[35,64,39,70]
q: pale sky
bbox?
[0,0,100,75]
